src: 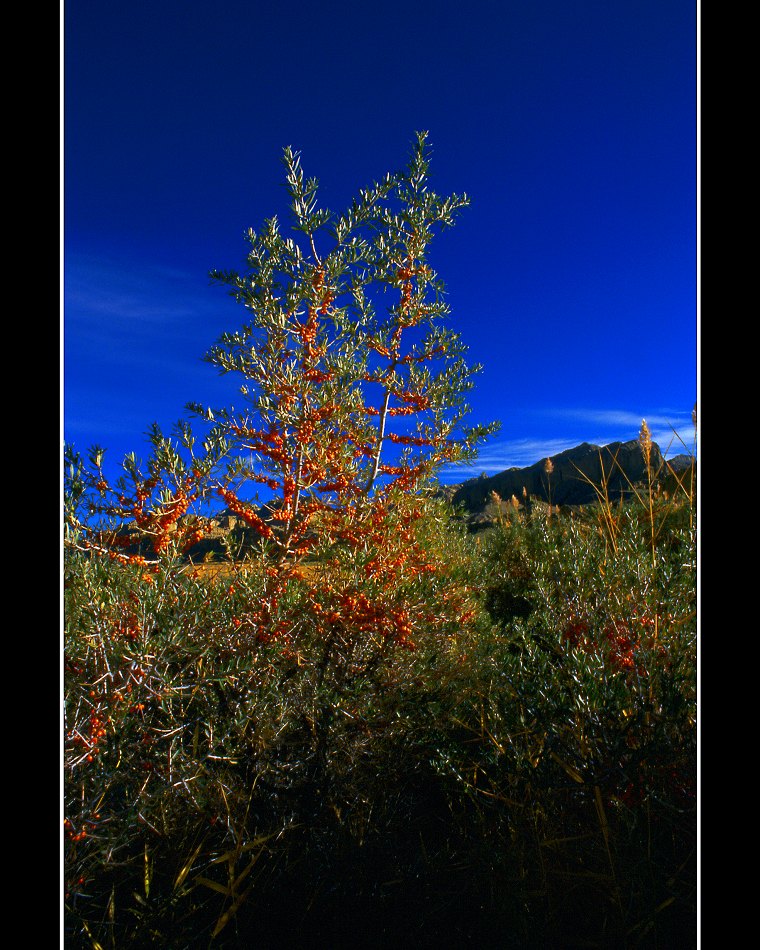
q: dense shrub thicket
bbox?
[63,472,696,949]
[63,137,696,947]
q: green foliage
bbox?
[63,136,696,947]
[64,468,696,947]
[463,470,697,945]
[63,505,493,947]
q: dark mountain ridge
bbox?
[449,439,670,513]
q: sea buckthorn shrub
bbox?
[63,135,502,946]
[63,495,496,947]
[460,445,697,946]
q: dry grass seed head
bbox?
[638,420,652,468]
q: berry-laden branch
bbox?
[64,134,499,669]
[196,132,498,558]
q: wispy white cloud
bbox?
[438,437,585,482]
[64,252,220,334]
[63,251,231,389]
[530,407,696,451]
[66,286,197,324]
[547,407,695,433]
[438,406,697,483]
[64,413,157,440]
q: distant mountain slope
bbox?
[665,454,694,473]
[450,439,666,512]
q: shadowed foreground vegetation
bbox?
[64,137,696,948]
[64,451,696,949]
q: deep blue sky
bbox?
[63,0,698,484]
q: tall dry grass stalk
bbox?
[543,457,554,516]
[489,490,504,527]
[571,418,696,565]
[572,446,622,556]
[639,420,656,565]
[638,419,653,470]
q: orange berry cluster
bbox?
[64,817,90,843]
[217,487,275,540]
[152,489,191,553]
[112,596,141,642]
[69,708,108,763]
[180,521,213,553]
[81,539,148,567]
[386,433,435,447]
[309,588,417,646]
[310,267,334,314]
[562,613,667,676]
